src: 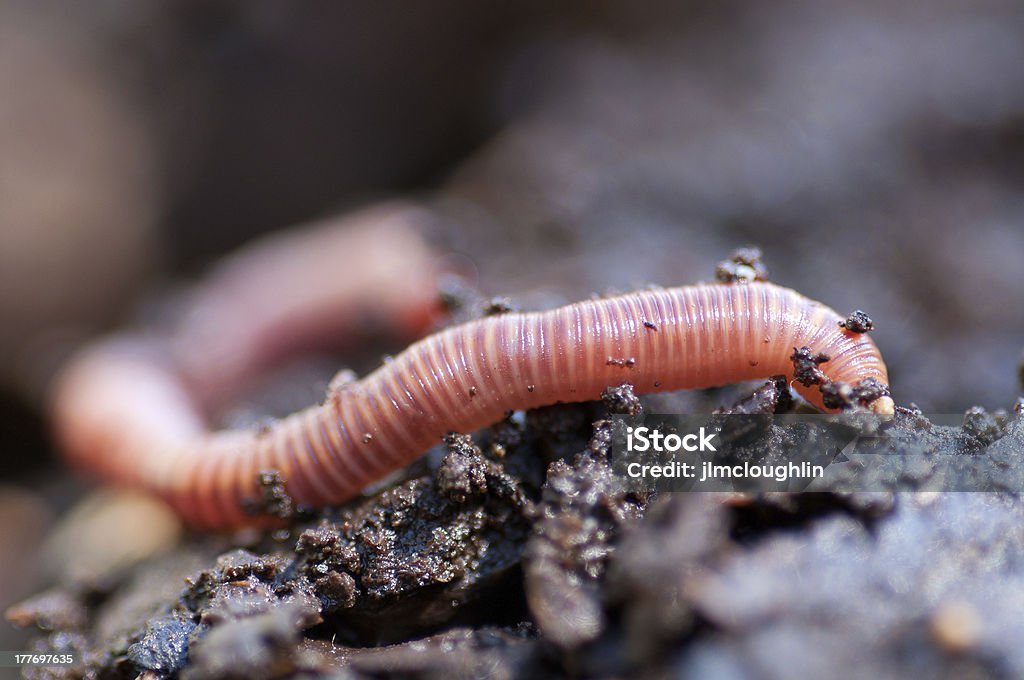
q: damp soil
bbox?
[9,357,1024,680]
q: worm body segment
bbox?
[54,271,891,529]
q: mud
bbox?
[9,379,1024,679]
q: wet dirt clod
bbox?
[839,310,875,333]
[714,246,769,283]
[791,346,831,387]
[819,379,891,411]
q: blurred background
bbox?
[2,0,1023,652]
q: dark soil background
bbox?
[2,1,1024,678]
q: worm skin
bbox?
[163,202,442,410]
[53,257,892,530]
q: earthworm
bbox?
[52,218,893,529]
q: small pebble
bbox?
[930,600,982,653]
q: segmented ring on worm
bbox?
[52,222,892,530]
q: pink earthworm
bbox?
[51,215,892,530]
